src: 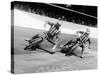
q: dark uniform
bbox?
[61,30,91,58]
[76,31,91,46]
[45,21,61,45]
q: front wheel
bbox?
[24,45,31,50]
[24,44,37,51]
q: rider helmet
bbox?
[86,28,90,34]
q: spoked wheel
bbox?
[24,44,37,51]
[24,36,44,51]
[60,48,66,53]
[24,46,29,50]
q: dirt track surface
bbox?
[14,51,97,74]
[13,26,97,74]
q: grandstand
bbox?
[11,1,97,27]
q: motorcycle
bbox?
[60,32,90,58]
[24,34,44,51]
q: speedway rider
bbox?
[60,28,91,58]
[76,28,91,47]
[25,17,63,52]
[75,28,91,58]
[44,17,63,53]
